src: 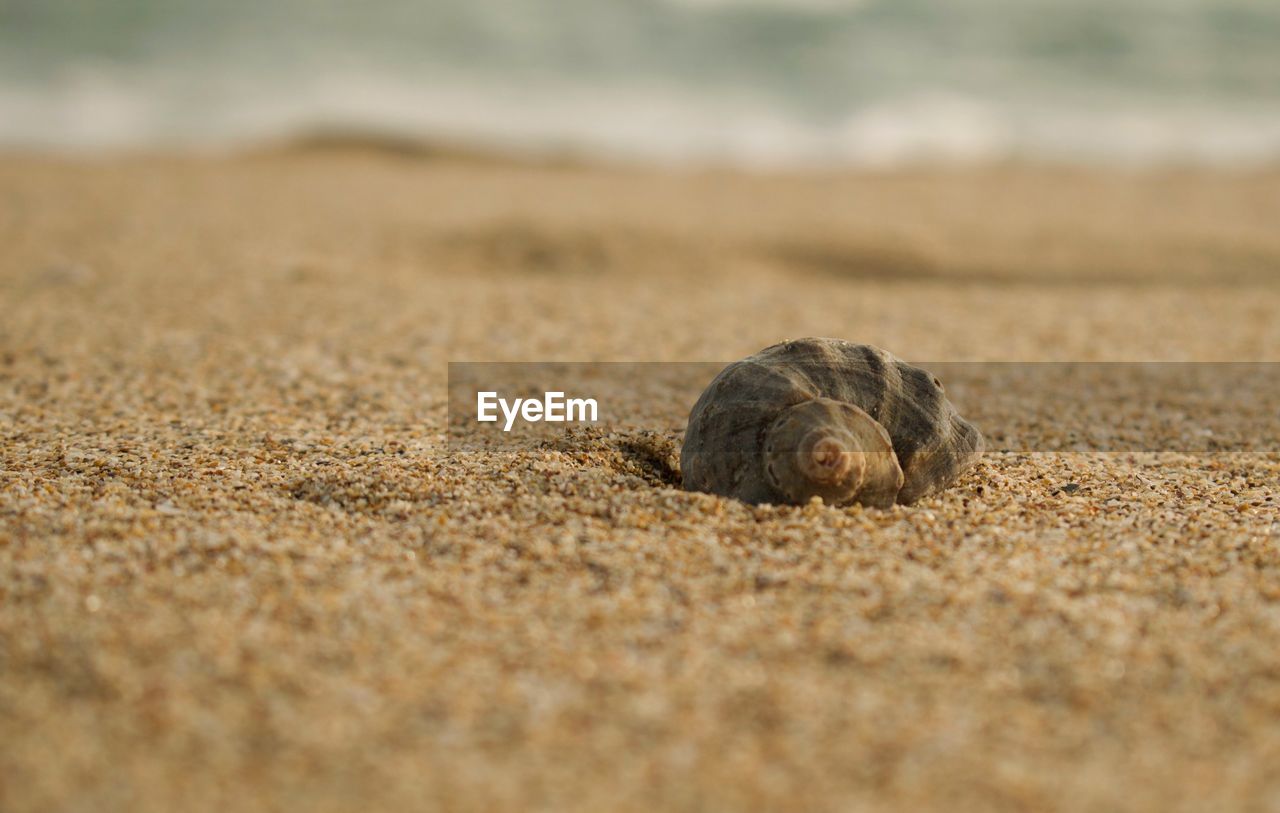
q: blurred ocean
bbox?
[2,0,1279,166]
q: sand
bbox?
[2,147,1279,812]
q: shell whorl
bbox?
[762,398,903,507]
[680,338,983,507]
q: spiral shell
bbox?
[680,338,983,507]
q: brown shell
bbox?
[680,338,983,507]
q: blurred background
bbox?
[2,0,1279,167]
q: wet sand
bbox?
[2,148,1279,812]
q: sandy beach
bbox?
[2,147,1280,811]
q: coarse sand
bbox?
[2,149,1280,812]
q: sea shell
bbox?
[680,338,983,507]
